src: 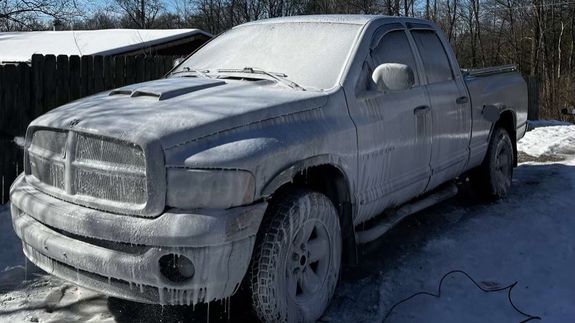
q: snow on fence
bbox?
[0,54,179,203]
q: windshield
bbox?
[174,22,363,90]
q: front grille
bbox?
[29,154,65,190]
[26,129,148,213]
[74,168,147,204]
[29,129,67,191]
[76,133,145,169]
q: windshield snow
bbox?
[175,22,363,90]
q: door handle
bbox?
[413,105,431,115]
[456,96,469,104]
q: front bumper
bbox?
[10,174,267,305]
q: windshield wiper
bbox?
[216,67,305,91]
[170,67,212,79]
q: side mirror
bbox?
[371,63,415,92]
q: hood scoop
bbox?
[109,78,226,101]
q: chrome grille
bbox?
[29,154,65,190]
[76,133,145,169]
[26,129,148,213]
[28,130,67,191]
[74,168,147,204]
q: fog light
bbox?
[159,254,195,282]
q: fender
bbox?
[260,154,358,264]
[485,106,519,166]
[260,154,352,198]
[484,105,517,137]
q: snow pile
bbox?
[518,124,575,158]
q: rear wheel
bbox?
[473,127,514,199]
[249,189,341,323]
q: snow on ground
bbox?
[1,123,575,322]
[0,204,35,291]
[519,123,575,159]
[327,158,575,323]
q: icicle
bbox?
[227,297,231,321]
[24,257,28,281]
[158,286,165,305]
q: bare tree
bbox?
[0,0,82,30]
[113,0,164,28]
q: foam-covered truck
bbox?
[10,15,527,323]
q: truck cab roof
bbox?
[240,14,436,27]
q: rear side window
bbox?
[411,30,454,84]
[372,30,419,85]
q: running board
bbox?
[355,183,458,244]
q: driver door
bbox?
[347,26,433,223]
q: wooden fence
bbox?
[0,54,178,203]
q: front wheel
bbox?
[248,189,342,323]
[473,127,514,199]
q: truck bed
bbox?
[463,64,529,169]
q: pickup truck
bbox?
[9,15,527,323]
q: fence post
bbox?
[93,55,104,93]
[0,65,4,132]
[56,55,70,106]
[527,76,539,121]
[114,56,126,88]
[31,54,44,118]
[17,63,32,133]
[81,55,94,97]
[104,56,115,90]
[3,64,17,135]
[43,55,57,113]
[125,56,136,85]
[135,55,144,83]
[69,55,81,101]
[143,56,150,81]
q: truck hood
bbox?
[30,77,328,149]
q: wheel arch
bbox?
[493,109,518,166]
[260,156,357,264]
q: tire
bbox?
[473,127,514,199]
[249,189,342,323]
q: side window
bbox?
[411,30,454,84]
[372,30,419,86]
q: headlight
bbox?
[166,168,255,209]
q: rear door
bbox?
[409,28,472,191]
[347,25,433,223]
